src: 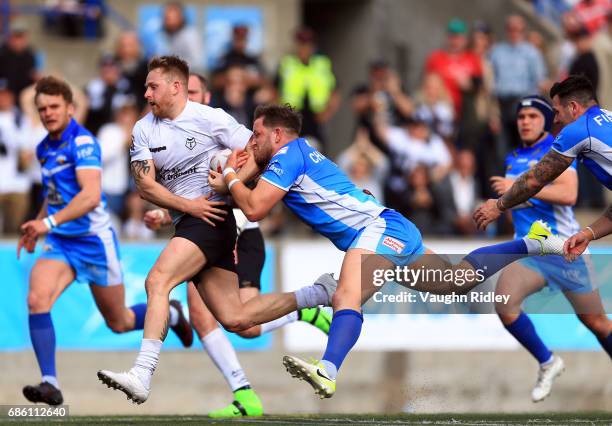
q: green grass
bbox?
[6,412,611,425]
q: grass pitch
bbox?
[7,412,611,425]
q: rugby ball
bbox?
[210,149,232,173]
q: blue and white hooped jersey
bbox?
[36,118,111,236]
[260,138,385,251]
[552,105,612,190]
[505,135,580,239]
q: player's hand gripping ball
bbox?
[210,149,233,173]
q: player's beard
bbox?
[254,143,274,168]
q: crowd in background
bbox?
[0,0,610,240]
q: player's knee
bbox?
[578,314,611,338]
[144,271,172,298]
[105,317,130,333]
[236,327,260,339]
[218,314,251,333]
[27,291,51,313]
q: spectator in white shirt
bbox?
[0,79,30,234]
[97,102,138,219]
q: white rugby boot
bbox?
[97,369,150,404]
[531,355,565,402]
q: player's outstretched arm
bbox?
[565,204,612,261]
[131,159,227,226]
[21,170,104,240]
[474,150,574,229]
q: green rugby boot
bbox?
[208,387,263,418]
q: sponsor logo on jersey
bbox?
[277,146,289,155]
[185,137,197,150]
[56,155,67,164]
[130,135,135,152]
[149,146,167,153]
[75,135,94,146]
[160,165,198,181]
[267,163,284,176]
[382,236,405,254]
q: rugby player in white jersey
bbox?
[97,56,336,404]
[143,73,331,417]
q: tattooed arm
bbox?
[473,150,574,230]
[131,159,227,225]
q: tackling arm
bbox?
[498,150,575,210]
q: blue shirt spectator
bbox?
[489,15,547,97]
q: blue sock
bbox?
[29,313,57,380]
[597,333,612,359]
[504,312,552,364]
[130,304,147,330]
[321,309,363,378]
[464,239,528,280]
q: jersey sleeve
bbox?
[130,119,152,162]
[259,145,305,191]
[209,108,253,150]
[71,134,102,170]
[551,122,587,158]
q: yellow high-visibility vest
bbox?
[279,54,336,113]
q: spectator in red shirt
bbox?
[572,0,611,34]
[425,18,482,116]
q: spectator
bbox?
[558,11,584,79]
[351,60,413,128]
[213,24,266,90]
[447,150,479,235]
[276,27,340,153]
[406,164,437,234]
[123,191,155,240]
[457,21,500,198]
[84,54,132,135]
[336,128,388,201]
[115,31,149,111]
[210,65,257,127]
[489,15,547,151]
[572,0,611,34]
[569,27,600,91]
[0,20,38,100]
[152,2,203,70]
[413,72,454,140]
[367,105,452,217]
[97,102,138,219]
[0,79,30,235]
[424,18,483,117]
[593,11,611,108]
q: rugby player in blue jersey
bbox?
[474,75,612,256]
[492,95,610,403]
[17,77,192,406]
[213,104,569,398]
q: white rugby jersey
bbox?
[130,101,252,222]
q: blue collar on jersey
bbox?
[51,118,78,142]
[44,118,79,148]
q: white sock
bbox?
[132,338,162,389]
[260,311,298,335]
[522,236,541,255]
[201,328,250,391]
[320,360,338,379]
[168,305,179,327]
[295,285,327,309]
[42,375,59,389]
